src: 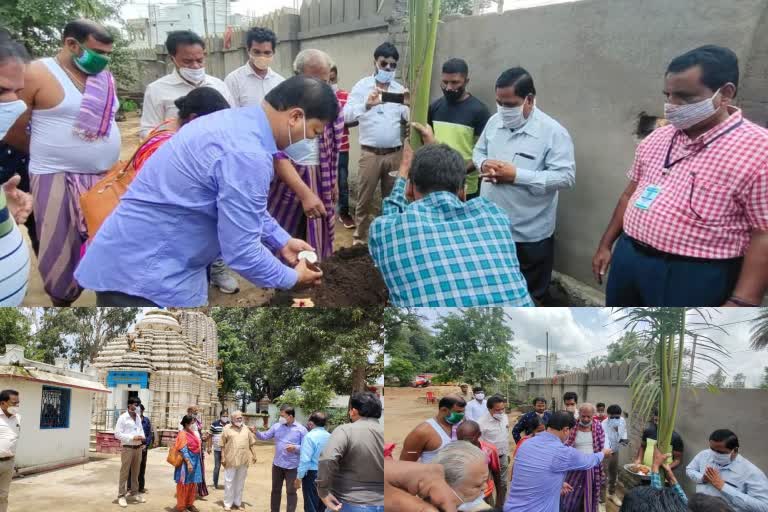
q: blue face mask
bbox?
[375,67,395,84]
[0,100,26,140]
[283,116,318,165]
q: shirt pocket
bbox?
[511,141,546,170]
[683,174,738,224]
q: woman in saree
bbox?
[174,415,203,512]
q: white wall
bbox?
[0,379,93,471]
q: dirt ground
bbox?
[383,386,622,512]
[20,112,355,307]
[9,442,303,512]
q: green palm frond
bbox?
[749,308,768,350]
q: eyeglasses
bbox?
[379,61,397,71]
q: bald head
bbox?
[578,403,595,427]
[456,419,481,446]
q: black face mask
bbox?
[442,87,465,103]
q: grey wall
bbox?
[523,363,768,494]
[431,0,768,286]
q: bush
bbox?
[387,357,416,386]
[120,99,138,113]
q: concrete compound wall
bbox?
[430,0,768,287]
[521,363,768,494]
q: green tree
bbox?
[605,331,653,362]
[387,357,416,386]
[440,0,491,17]
[215,320,254,408]
[750,308,768,350]
[586,356,606,370]
[384,310,437,372]
[300,364,335,414]
[433,308,516,385]
[760,367,768,390]
[66,307,140,371]
[707,368,727,388]
[0,309,30,352]
[25,308,72,364]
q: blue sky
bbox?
[407,308,767,388]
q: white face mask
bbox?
[497,102,529,130]
[6,406,19,416]
[451,488,485,512]
[375,68,395,84]
[664,89,721,130]
[493,413,505,421]
[283,116,317,165]
[278,416,288,425]
[0,100,26,140]
[711,449,733,467]
[331,83,339,93]
[221,417,229,423]
[474,393,485,401]
[178,66,206,84]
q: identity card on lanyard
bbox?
[634,184,661,211]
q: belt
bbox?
[361,145,401,156]
[124,444,143,449]
[625,235,742,264]
[0,456,13,461]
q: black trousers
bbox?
[95,291,159,307]
[271,465,298,512]
[0,142,38,255]
[516,235,555,302]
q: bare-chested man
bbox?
[6,19,120,306]
[399,394,465,463]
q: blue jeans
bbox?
[213,450,221,487]
[302,470,324,512]
[340,505,384,512]
[337,151,350,215]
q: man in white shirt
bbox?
[0,390,20,512]
[478,394,511,504]
[686,429,768,512]
[464,386,487,422]
[343,42,409,245]
[224,27,285,108]
[140,30,238,295]
[600,404,628,507]
[113,397,146,508]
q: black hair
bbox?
[0,32,29,66]
[62,20,114,45]
[486,395,507,411]
[0,390,18,403]
[442,58,469,77]
[265,76,339,123]
[688,494,734,512]
[563,391,578,403]
[350,391,383,419]
[174,87,230,122]
[596,402,606,409]
[709,429,739,450]
[410,144,466,195]
[127,396,141,406]
[667,45,739,96]
[438,395,467,410]
[525,415,542,435]
[374,42,399,61]
[139,404,145,411]
[221,409,229,416]
[495,67,535,97]
[331,65,338,74]
[472,386,483,393]
[532,397,547,406]
[607,404,622,416]
[547,411,576,431]
[280,404,296,417]
[246,26,277,51]
[180,414,196,428]
[308,411,327,427]
[618,486,687,512]
[165,30,205,56]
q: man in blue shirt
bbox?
[75,76,333,307]
[368,124,533,307]
[474,67,576,304]
[686,429,768,512]
[296,411,332,512]
[511,396,551,444]
[505,411,611,512]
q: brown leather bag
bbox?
[80,125,173,239]
[166,431,185,468]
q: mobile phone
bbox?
[381,92,405,104]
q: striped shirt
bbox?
[369,178,534,307]
[335,89,350,152]
[0,190,30,305]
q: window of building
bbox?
[40,386,71,429]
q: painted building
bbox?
[0,345,109,474]
[515,353,577,382]
[91,310,220,450]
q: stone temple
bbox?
[91,310,223,450]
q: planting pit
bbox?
[270,245,389,307]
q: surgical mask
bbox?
[178,66,206,84]
[566,406,576,413]
[497,103,527,130]
[331,83,339,93]
[251,55,272,71]
[442,87,465,103]
[451,488,485,512]
[6,407,18,416]
[711,450,733,467]
[72,44,110,75]
[664,89,721,130]
[493,413,505,421]
[0,100,26,140]
[375,68,395,84]
[474,393,485,401]
[445,412,464,425]
[580,420,592,428]
[221,417,229,423]
[283,117,317,164]
[278,416,288,425]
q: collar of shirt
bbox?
[676,106,743,148]
[246,65,278,80]
[363,74,405,93]
[410,190,465,214]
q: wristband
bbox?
[727,296,759,307]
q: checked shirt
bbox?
[368,178,534,307]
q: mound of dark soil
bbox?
[270,245,388,306]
